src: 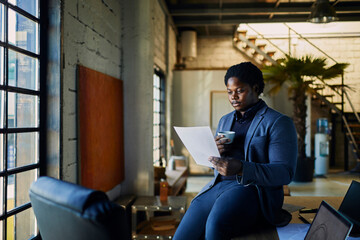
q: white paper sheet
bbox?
[174,126,220,167]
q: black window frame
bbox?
[0,0,45,239]
[153,68,167,165]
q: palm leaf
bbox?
[322,63,349,79]
[262,54,349,160]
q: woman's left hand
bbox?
[209,156,243,176]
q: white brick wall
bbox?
[62,0,122,182]
[184,35,360,112]
[153,1,166,71]
[185,37,248,69]
[174,34,359,170]
[296,37,360,113]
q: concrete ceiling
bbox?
[164,0,360,36]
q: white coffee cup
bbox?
[217,131,235,144]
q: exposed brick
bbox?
[64,0,78,18]
[153,0,166,71]
[62,0,122,175]
[78,1,95,29]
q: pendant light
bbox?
[308,0,338,23]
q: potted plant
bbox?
[262,55,349,182]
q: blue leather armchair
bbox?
[29,176,129,240]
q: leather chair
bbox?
[29,176,129,240]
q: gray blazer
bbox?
[196,102,298,226]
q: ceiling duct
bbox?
[181,30,197,61]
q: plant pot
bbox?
[293,157,315,182]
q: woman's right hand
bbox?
[215,135,230,155]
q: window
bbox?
[153,70,166,165]
[0,0,41,239]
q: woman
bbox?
[173,62,297,240]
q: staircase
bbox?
[233,29,278,66]
[233,24,360,172]
[346,114,360,172]
[311,85,360,172]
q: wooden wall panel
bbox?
[78,65,124,192]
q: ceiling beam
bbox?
[170,6,360,16]
[174,15,360,26]
[170,7,311,16]
[167,1,360,36]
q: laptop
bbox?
[338,180,360,236]
[304,201,353,240]
[299,180,360,236]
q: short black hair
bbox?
[224,62,264,94]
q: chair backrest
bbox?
[29,176,129,240]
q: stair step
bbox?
[243,45,252,50]
[350,141,360,146]
[257,44,266,51]
[347,132,360,136]
[328,84,346,88]
[242,37,257,49]
[267,51,276,57]
[349,124,360,128]
[233,37,241,43]
[242,37,257,50]
[237,30,247,37]
[322,94,335,98]
[248,37,257,44]
[349,141,360,145]
[261,58,273,66]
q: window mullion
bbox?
[1,1,42,238]
[7,3,39,23]
[3,1,9,238]
[7,44,40,59]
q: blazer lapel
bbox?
[222,111,235,131]
[244,105,267,161]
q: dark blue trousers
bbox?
[173,180,261,240]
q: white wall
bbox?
[184,37,251,69]
[172,70,226,174]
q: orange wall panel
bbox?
[78,65,124,192]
